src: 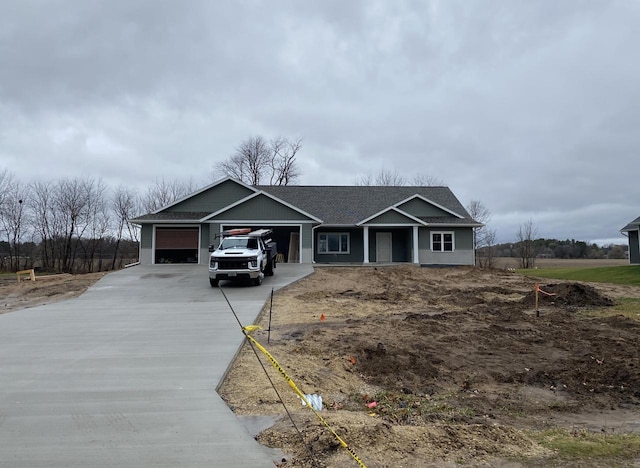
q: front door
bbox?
[376,232,392,263]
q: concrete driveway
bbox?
[0,263,314,467]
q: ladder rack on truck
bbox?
[208,228,277,287]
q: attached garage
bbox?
[220,225,301,263]
[154,227,199,264]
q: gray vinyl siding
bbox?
[398,198,452,217]
[199,224,210,265]
[302,225,313,249]
[208,222,222,247]
[209,194,315,221]
[141,224,153,249]
[629,230,640,265]
[366,210,417,224]
[453,228,474,250]
[165,180,254,213]
[418,226,475,265]
[140,225,153,265]
[315,228,363,263]
[420,249,474,265]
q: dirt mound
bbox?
[523,282,615,308]
[218,266,640,467]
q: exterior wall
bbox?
[199,223,210,265]
[315,227,364,263]
[210,194,315,221]
[419,249,474,265]
[139,224,153,265]
[418,226,475,265]
[629,230,640,265]
[208,222,222,247]
[367,210,416,224]
[301,224,313,263]
[398,198,452,217]
[166,180,254,213]
[142,222,475,266]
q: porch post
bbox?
[363,226,370,263]
[413,226,419,264]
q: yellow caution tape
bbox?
[242,326,367,468]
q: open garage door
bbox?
[222,225,301,263]
[155,227,199,264]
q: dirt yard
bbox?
[2,264,639,467]
[0,271,107,314]
[219,265,640,467]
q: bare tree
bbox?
[467,200,490,226]
[477,228,497,268]
[56,177,92,273]
[141,177,196,213]
[0,168,11,207]
[411,173,445,186]
[0,173,30,271]
[30,180,57,270]
[112,185,140,269]
[270,137,302,185]
[355,169,444,186]
[214,135,302,186]
[355,168,406,186]
[80,179,110,272]
[466,200,496,268]
[516,219,538,269]
[28,177,142,273]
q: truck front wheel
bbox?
[253,275,263,286]
[210,278,219,287]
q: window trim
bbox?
[431,231,455,252]
[317,232,350,254]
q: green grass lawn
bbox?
[528,429,640,464]
[518,265,640,286]
[518,265,640,321]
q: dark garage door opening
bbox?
[223,226,300,263]
[155,227,199,264]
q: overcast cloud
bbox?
[1,1,638,245]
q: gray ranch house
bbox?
[131,177,482,266]
[621,216,640,265]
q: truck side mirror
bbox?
[208,244,216,252]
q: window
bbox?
[318,233,350,254]
[431,232,454,252]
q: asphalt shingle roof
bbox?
[258,185,475,225]
[621,216,640,232]
[131,182,479,226]
[131,212,211,223]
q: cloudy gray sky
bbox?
[1,1,638,245]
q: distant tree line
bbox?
[0,169,199,274]
[483,238,627,262]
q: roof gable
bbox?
[203,191,321,222]
[358,207,425,225]
[395,195,463,218]
[157,177,256,214]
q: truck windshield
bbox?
[219,238,258,250]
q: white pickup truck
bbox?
[208,228,277,287]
